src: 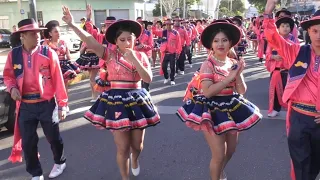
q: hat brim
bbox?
[301,18,320,30]
[276,17,294,31]
[200,22,241,50]
[13,27,46,34]
[275,10,292,17]
[105,20,143,45]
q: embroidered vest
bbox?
[282,45,311,103]
[12,46,49,78]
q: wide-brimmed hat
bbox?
[196,19,202,24]
[276,17,294,31]
[105,16,116,24]
[275,8,292,18]
[44,20,59,38]
[164,19,174,25]
[301,10,320,30]
[13,18,46,34]
[201,19,241,50]
[105,20,143,45]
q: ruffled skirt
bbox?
[60,60,80,80]
[84,88,160,130]
[75,53,100,70]
[177,94,262,135]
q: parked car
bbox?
[60,25,81,53]
[0,73,15,132]
[0,29,11,48]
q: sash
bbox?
[283,45,311,103]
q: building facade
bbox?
[287,0,319,15]
[0,0,145,29]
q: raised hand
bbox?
[237,58,246,74]
[265,0,279,14]
[86,4,92,19]
[62,6,74,25]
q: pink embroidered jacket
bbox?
[264,18,320,112]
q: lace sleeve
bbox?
[199,60,215,82]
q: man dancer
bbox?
[264,0,320,179]
[153,19,182,85]
[4,19,68,180]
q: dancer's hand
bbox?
[86,4,92,19]
[10,87,21,101]
[58,110,67,121]
[273,55,282,61]
[265,0,278,14]
[227,61,241,81]
[237,58,246,74]
[62,6,74,25]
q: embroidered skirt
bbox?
[60,60,80,80]
[75,53,100,70]
[84,88,161,130]
[177,94,262,135]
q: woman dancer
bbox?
[177,20,262,180]
[43,20,80,112]
[76,24,100,103]
[62,5,160,180]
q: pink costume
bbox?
[4,45,68,162]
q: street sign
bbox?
[20,9,25,14]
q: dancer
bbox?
[136,17,154,91]
[76,24,100,103]
[152,19,182,85]
[264,1,320,179]
[174,17,189,75]
[4,19,67,180]
[62,5,160,180]
[177,19,262,180]
[264,16,297,117]
[196,19,204,55]
[43,20,80,113]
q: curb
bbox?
[68,71,90,85]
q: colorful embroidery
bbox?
[314,56,320,72]
[294,61,308,69]
[13,64,22,69]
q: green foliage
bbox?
[152,0,201,17]
[218,0,246,17]
[153,2,166,17]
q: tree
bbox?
[152,0,201,18]
[247,0,267,12]
[248,0,285,13]
[153,3,167,17]
[218,0,246,17]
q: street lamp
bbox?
[29,0,37,21]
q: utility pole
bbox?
[160,0,163,18]
[29,0,37,22]
[183,0,186,19]
[230,0,233,12]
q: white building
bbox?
[245,6,259,18]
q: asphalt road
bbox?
[0,50,297,180]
